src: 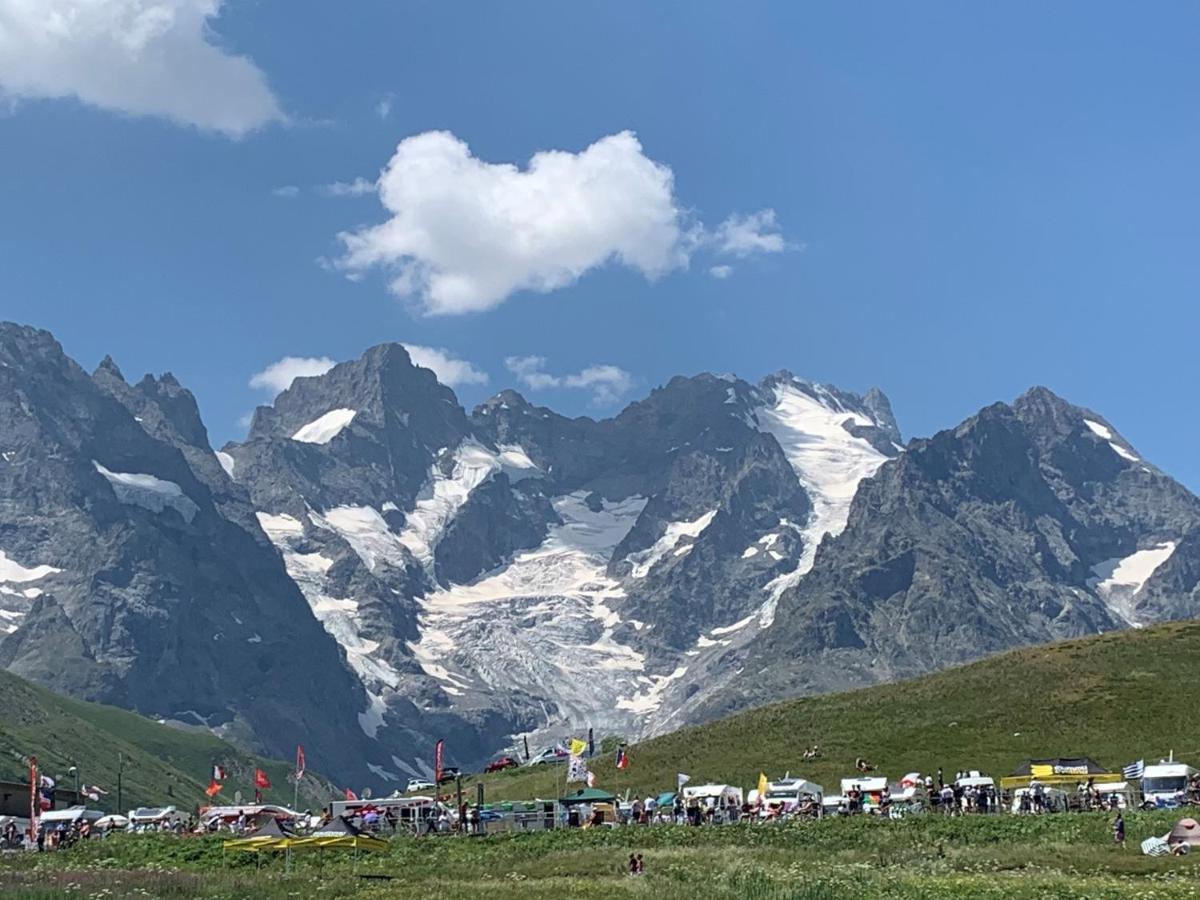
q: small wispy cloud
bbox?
[375,93,395,120]
[401,344,488,387]
[272,185,300,199]
[505,356,633,405]
[318,177,376,198]
[249,356,337,395]
[708,264,733,279]
[712,209,787,257]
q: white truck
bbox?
[1141,758,1198,808]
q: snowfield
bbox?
[1090,542,1177,626]
[755,381,891,623]
[292,408,357,444]
[93,462,199,522]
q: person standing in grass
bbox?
[1113,812,1125,848]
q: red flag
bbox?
[295,745,305,779]
[616,747,629,770]
[254,768,272,789]
[205,779,221,798]
[212,765,226,781]
[344,788,358,801]
[434,739,445,784]
[28,757,39,842]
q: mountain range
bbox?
[2,321,1197,788]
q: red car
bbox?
[485,756,519,773]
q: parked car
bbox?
[405,778,434,792]
[437,767,461,785]
[526,746,570,767]
[486,756,519,773]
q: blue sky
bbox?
[2,2,1199,487]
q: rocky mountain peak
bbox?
[94,354,125,382]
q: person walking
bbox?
[1113,812,1126,849]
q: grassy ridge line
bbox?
[474,619,1200,801]
[0,669,331,811]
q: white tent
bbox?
[682,784,744,806]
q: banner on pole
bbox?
[434,739,445,784]
[567,753,589,784]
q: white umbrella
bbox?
[95,814,129,830]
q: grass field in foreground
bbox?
[469,619,1200,802]
[1,810,1198,898]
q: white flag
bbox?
[677,772,690,790]
[567,754,589,784]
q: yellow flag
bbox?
[569,738,587,757]
[757,772,768,797]
[1030,764,1053,779]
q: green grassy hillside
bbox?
[0,670,331,812]
[476,619,1200,801]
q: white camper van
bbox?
[1141,758,1198,808]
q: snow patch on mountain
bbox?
[215,451,236,477]
[616,665,688,714]
[755,382,890,624]
[93,462,199,522]
[314,505,411,573]
[626,509,717,578]
[0,549,61,583]
[1084,419,1140,462]
[1089,541,1177,626]
[292,408,357,444]
[398,439,537,573]
[0,549,61,633]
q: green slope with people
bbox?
[475,619,1200,802]
[0,669,331,812]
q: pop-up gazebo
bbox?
[558,787,617,805]
[1001,758,1122,790]
[223,817,296,854]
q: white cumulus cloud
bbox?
[249,356,335,395]
[0,0,282,137]
[401,343,488,388]
[505,356,633,406]
[334,130,690,315]
[708,264,733,279]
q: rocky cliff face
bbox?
[0,324,373,782]
[3,322,1199,789]
[694,387,1200,722]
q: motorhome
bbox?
[1094,781,1137,810]
[762,777,823,816]
[1141,758,1198,808]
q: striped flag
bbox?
[212,765,226,782]
[1123,759,1145,780]
[615,746,629,770]
[295,745,305,780]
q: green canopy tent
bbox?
[559,787,617,805]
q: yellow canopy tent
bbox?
[1000,757,1123,790]
[287,816,389,853]
[222,818,296,853]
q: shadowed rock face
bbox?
[3,320,1199,790]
